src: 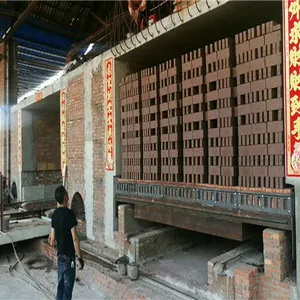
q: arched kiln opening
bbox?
[71,192,85,221]
[11,182,17,200]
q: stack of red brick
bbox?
[141,67,160,181]
[119,20,285,190]
[182,48,207,184]
[159,58,182,182]
[120,73,142,180]
[120,77,128,179]
[236,21,284,188]
[205,38,237,186]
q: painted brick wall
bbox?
[92,66,106,243]
[33,110,60,171]
[66,74,85,204]
[10,110,19,196]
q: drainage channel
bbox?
[82,247,197,300]
[139,274,197,300]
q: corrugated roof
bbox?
[0,1,115,98]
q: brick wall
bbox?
[208,228,296,300]
[37,238,147,300]
[33,110,60,172]
[10,111,19,197]
[66,74,85,212]
[91,66,106,243]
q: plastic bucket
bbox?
[116,262,127,276]
[127,262,139,280]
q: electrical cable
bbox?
[0,231,54,300]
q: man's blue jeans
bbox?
[56,255,76,300]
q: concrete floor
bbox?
[0,218,51,246]
[0,249,107,300]
[142,235,240,297]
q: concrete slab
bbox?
[0,218,50,246]
[23,186,45,201]
[44,184,60,199]
[142,236,239,297]
[22,184,60,201]
[0,250,106,300]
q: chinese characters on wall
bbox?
[60,89,67,178]
[285,0,300,176]
[105,58,114,171]
[35,91,43,103]
[18,111,22,174]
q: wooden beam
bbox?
[134,204,245,241]
[116,195,293,231]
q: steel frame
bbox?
[114,178,294,217]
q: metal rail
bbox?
[114,178,294,217]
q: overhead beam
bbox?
[18,58,63,71]
[1,1,37,42]
[18,45,66,60]
[18,51,65,66]
[0,5,80,39]
[18,70,52,80]
[14,37,68,56]
[18,61,60,72]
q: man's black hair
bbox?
[55,185,67,204]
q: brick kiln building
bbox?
[0,0,299,299]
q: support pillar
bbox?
[283,1,300,297]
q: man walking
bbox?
[49,185,84,300]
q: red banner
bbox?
[18,111,22,174]
[284,0,300,176]
[35,91,43,102]
[105,58,114,171]
[60,89,67,178]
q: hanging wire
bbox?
[140,27,148,41]
[155,19,160,34]
[111,46,117,57]
[177,10,184,22]
[195,0,202,13]
[160,18,167,30]
[206,0,211,9]
[187,5,193,17]
[115,44,122,55]
[131,34,136,46]
[146,25,153,37]
[120,1,131,50]
[135,29,142,43]
[169,0,176,26]
[120,41,126,52]
[124,38,131,50]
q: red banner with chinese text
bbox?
[60,89,67,178]
[105,58,114,171]
[284,0,300,176]
[18,111,22,174]
[35,91,43,103]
